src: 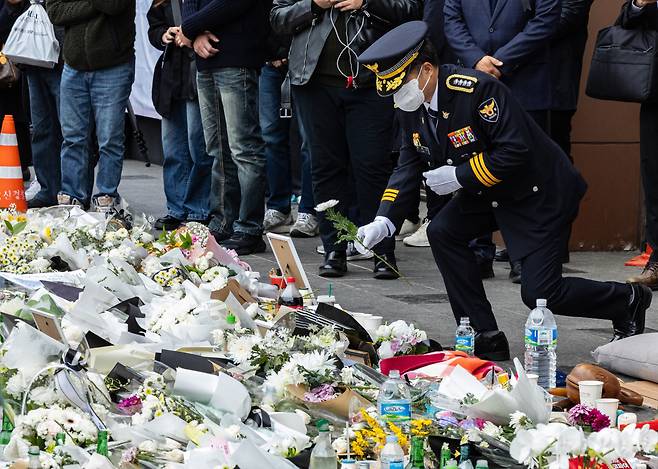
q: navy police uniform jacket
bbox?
[377,64,588,262]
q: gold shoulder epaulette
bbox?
[446,74,478,93]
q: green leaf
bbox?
[11,222,26,235]
[3,221,12,235]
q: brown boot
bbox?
[627,261,658,290]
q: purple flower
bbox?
[460,419,479,430]
[568,404,592,425]
[436,411,459,428]
[590,410,611,432]
[121,447,138,464]
[118,395,143,415]
[567,404,610,431]
[304,384,337,403]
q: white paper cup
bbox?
[596,398,619,427]
[361,315,383,331]
[316,295,336,305]
[578,380,604,407]
[526,374,539,386]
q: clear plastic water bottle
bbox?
[524,299,557,389]
[380,435,405,469]
[377,370,411,433]
[455,317,475,356]
[310,419,337,469]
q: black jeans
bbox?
[427,196,633,332]
[640,102,658,262]
[293,82,395,255]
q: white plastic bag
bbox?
[3,1,59,68]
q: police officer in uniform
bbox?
[355,21,652,361]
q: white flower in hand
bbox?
[314,200,339,212]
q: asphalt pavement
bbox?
[120,160,656,372]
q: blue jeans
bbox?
[26,67,62,204]
[59,61,135,203]
[259,64,314,215]
[197,68,266,236]
[161,98,212,220]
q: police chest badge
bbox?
[478,98,499,123]
[448,126,477,148]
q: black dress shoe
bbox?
[474,330,510,361]
[220,232,266,256]
[611,284,652,341]
[509,261,522,284]
[373,254,399,280]
[187,217,211,226]
[154,215,183,231]
[319,251,347,278]
[479,263,495,280]
[495,248,509,262]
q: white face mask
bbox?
[393,67,432,112]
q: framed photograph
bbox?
[30,309,68,346]
[344,349,372,367]
[266,233,313,293]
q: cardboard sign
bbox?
[211,278,255,304]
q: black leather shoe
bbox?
[474,330,510,361]
[319,251,347,278]
[495,248,509,262]
[220,232,266,256]
[155,215,183,231]
[479,263,495,280]
[509,261,522,284]
[611,284,652,341]
[373,254,399,280]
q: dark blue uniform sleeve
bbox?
[376,117,426,230]
[455,78,531,192]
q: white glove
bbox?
[355,216,394,254]
[423,166,462,195]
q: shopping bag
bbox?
[2,1,59,68]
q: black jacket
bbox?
[423,0,455,64]
[549,0,593,111]
[147,1,196,118]
[378,64,587,261]
[181,0,269,72]
[619,0,657,29]
[270,0,422,86]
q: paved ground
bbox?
[121,160,656,372]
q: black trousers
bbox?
[427,196,632,332]
[640,102,658,261]
[293,83,395,255]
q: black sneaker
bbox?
[220,232,266,256]
[154,215,183,231]
[319,251,347,278]
[611,283,652,341]
[211,229,233,243]
[27,197,56,209]
[373,254,399,280]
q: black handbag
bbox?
[586,21,658,103]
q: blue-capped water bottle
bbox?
[524,299,557,389]
[377,370,411,433]
[455,317,475,356]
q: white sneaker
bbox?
[92,195,118,215]
[403,220,430,247]
[24,179,41,201]
[290,212,319,238]
[263,209,292,233]
[315,241,374,260]
[396,219,421,241]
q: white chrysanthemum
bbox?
[227,335,259,364]
[290,350,335,374]
[314,200,339,212]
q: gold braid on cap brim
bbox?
[363,39,425,78]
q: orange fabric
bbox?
[0,115,26,212]
[625,246,653,267]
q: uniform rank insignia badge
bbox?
[442,111,450,119]
[448,126,477,148]
[478,98,499,123]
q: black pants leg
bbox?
[550,110,575,163]
[427,197,499,332]
[344,87,395,256]
[293,83,350,253]
[640,102,658,261]
[520,226,632,322]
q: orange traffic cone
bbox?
[625,245,653,267]
[0,115,26,212]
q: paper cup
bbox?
[526,374,539,386]
[596,398,619,427]
[578,380,603,407]
[361,315,383,331]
